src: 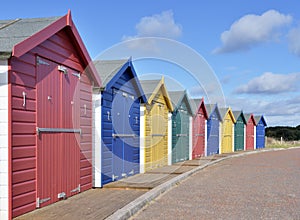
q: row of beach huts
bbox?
[0,12,266,219]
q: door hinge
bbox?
[57,192,66,199]
[129,170,134,175]
[36,197,51,208]
[72,72,81,79]
[70,184,81,193]
[37,57,50,66]
[112,174,118,181]
[58,65,68,74]
[121,173,127,178]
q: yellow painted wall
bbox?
[221,112,234,153]
[144,92,169,171]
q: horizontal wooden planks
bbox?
[80,74,93,192]
[10,27,94,218]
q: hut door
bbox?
[256,123,265,148]
[193,112,205,158]
[151,101,167,168]
[180,110,189,160]
[222,117,232,153]
[173,109,189,163]
[36,57,81,208]
[207,116,219,155]
[172,111,181,163]
[246,122,254,150]
[112,90,139,181]
[235,120,244,151]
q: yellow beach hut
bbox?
[219,107,236,154]
[139,77,174,173]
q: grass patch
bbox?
[266,144,295,149]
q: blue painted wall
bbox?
[101,68,141,185]
[207,109,220,155]
[256,118,266,149]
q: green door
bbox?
[172,102,189,163]
[234,116,244,151]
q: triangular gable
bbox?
[244,113,257,126]
[255,115,267,126]
[191,98,208,119]
[227,108,236,123]
[219,107,236,123]
[233,111,247,124]
[6,10,101,87]
[140,77,173,112]
[94,58,146,103]
[169,91,193,116]
[205,104,222,121]
[260,115,267,126]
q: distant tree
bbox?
[266,125,300,141]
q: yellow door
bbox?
[221,114,233,153]
[144,94,168,171]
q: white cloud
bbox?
[213,10,292,54]
[235,72,300,94]
[288,26,300,57]
[227,96,300,126]
[123,10,182,41]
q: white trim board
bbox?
[0,59,9,219]
[92,92,102,187]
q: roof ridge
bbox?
[0,18,21,30]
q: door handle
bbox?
[22,92,26,107]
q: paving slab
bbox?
[145,165,195,174]
[14,188,145,220]
[103,173,179,190]
[175,159,208,166]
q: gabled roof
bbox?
[190,98,208,119]
[140,77,173,112]
[0,11,101,87]
[94,59,127,87]
[205,104,222,121]
[93,58,146,103]
[254,116,261,123]
[254,115,267,126]
[0,16,60,57]
[219,107,236,123]
[244,113,257,125]
[168,90,193,115]
[232,110,247,124]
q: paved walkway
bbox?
[131,148,300,220]
[15,148,298,220]
[14,153,235,220]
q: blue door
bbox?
[256,121,265,148]
[111,89,140,181]
[207,114,219,155]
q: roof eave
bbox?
[105,60,130,89]
[128,61,147,103]
[197,98,208,119]
[11,10,101,87]
[147,78,174,112]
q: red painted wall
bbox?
[192,106,206,158]
[246,118,255,150]
[10,28,93,218]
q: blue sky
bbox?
[1,1,300,126]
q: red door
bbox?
[246,122,254,150]
[192,112,205,159]
[36,57,81,208]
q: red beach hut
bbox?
[0,12,101,218]
[244,114,256,150]
[190,98,208,158]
